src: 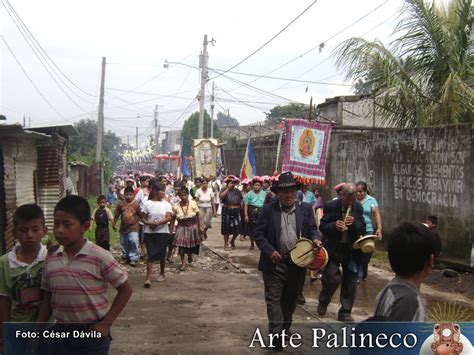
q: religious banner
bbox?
[193,138,219,178]
[282,119,332,184]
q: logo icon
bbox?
[419,323,473,355]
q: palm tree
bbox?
[335,0,473,128]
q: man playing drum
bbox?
[317,183,366,322]
[253,172,320,348]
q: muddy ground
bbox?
[107,219,474,354]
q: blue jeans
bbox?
[50,324,111,355]
[120,231,140,261]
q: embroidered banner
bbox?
[282,119,332,184]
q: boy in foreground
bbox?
[0,204,48,352]
[373,221,439,321]
[38,195,132,354]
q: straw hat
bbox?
[352,235,381,253]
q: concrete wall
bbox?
[325,124,472,266]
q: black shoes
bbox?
[338,313,354,322]
[296,295,306,305]
[317,303,327,316]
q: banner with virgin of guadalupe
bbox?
[282,119,333,184]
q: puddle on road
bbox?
[224,251,474,321]
[304,273,474,320]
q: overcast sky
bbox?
[1,0,405,147]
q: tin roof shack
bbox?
[28,125,78,231]
[0,124,51,255]
[68,161,90,197]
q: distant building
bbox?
[316,94,390,128]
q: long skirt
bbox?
[199,206,213,229]
[221,206,242,236]
[173,217,201,256]
[247,205,263,239]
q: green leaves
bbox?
[335,0,473,127]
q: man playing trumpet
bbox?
[317,183,366,322]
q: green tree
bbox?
[264,103,315,124]
[216,111,239,127]
[336,0,473,127]
[69,119,125,169]
[181,111,221,155]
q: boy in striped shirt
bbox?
[38,195,132,354]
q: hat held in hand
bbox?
[352,235,381,253]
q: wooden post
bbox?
[308,96,313,120]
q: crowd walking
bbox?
[0,169,445,354]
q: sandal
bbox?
[144,281,151,288]
[180,265,187,271]
[224,246,231,251]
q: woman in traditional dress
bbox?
[243,176,267,250]
[239,179,251,241]
[170,187,203,271]
[195,178,216,240]
[219,175,243,251]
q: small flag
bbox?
[178,143,190,178]
[240,138,257,179]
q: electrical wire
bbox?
[0,35,67,120]
[219,0,389,93]
[209,68,351,86]
[210,0,318,80]
[216,72,299,103]
[1,0,97,106]
[106,48,200,104]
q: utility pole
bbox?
[28,115,31,127]
[136,127,138,150]
[198,34,214,139]
[23,114,26,128]
[127,136,130,146]
[153,105,159,170]
[210,82,215,139]
[95,57,106,162]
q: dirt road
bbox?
[108,218,473,354]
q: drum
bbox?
[290,238,328,270]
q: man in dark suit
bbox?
[254,172,320,340]
[317,183,366,322]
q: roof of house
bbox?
[0,124,52,142]
[28,124,78,137]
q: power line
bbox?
[0,35,66,119]
[159,97,198,128]
[210,0,318,80]
[217,72,299,103]
[106,48,200,105]
[209,68,351,86]
[1,0,97,103]
[215,85,271,110]
[219,0,389,93]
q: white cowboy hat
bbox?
[352,235,381,253]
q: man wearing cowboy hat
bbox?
[253,171,320,344]
[317,183,365,322]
